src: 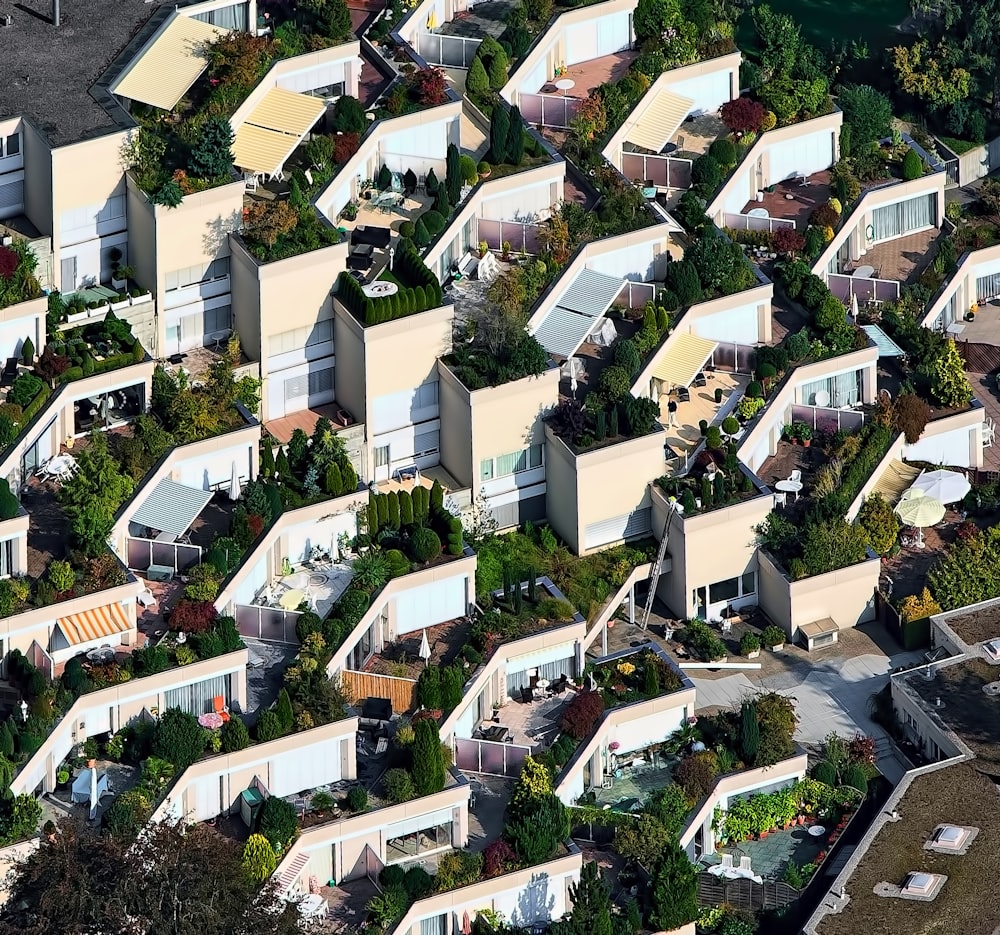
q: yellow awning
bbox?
[244,88,327,137]
[872,459,920,505]
[56,603,133,647]
[627,90,694,154]
[233,89,326,176]
[653,333,718,388]
[114,15,227,111]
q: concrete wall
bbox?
[920,243,1000,330]
[757,549,880,640]
[935,134,1000,187]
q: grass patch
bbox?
[736,0,908,51]
[937,136,982,156]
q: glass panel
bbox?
[709,577,739,603]
[741,572,756,595]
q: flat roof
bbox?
[0,0,169,147]
[813,762,1000,935]
[901,656,1000,776]
[936,600,1000,648]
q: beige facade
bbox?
[544,424,667,555]
[921,241,1000,330]
[10,649,248,796]
[757,549,880,640]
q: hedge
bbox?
[336,243,444,326]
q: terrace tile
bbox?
[497,692,572,748]
[660,371,749,460]
[365,617,473,678]
[842,228,941,285]
[705,823,826,880]
[593,756,676,812]
[265,403,350,445]
[669,113,726,159]
[535,50,641,97]
[739,170,833,230]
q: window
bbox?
[480,444,543,482]
[164,673,231,716]
[741,571,756,596]
[1,134,19,158]
[374,445,390,468]
[164,257,230,292]
[96,195,125,223]
[204,304,231,336]
[420,917,447,935]
[800,370,861,408]
[304,82,345,99]
[871,194,935,242]
[414,429,439,458]
[308,367,334,395]
[709,577,739,603]
[413,380,439,409]
[0,539,13,578]
[386,821,452,862]
[268,319,333,357]
[192,1,248,30]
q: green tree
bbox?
[510,756,553,817]
[59,432,134,555]
[568,862,612,935]
[837,84,893,147]
[634,0,682,42]
[858,493,901,556]
[504,794,568,864]
[152,709,207,770]
[412,719,446,795]
[902,147,923,180]
[275,689,294,733]
[446,143,461,204]
[931,339,973,408]
[613,813,673,867]
[333,96,367,133]
[467,56,489,97]
[649,842,698,931]
[242,834,277,882]
[221,716,251,752]
[490,106,510,164]
[740,701,760,765]
[890,39,971,109]
[259,795,299,851]
[506,106,525,166]
[188,116,235,180]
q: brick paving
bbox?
[740,170,833,230]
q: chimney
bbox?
[52,0,59,26]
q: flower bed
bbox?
[585,648,684,707]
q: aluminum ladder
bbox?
[638,497,677,630]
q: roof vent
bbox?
[926,823,978,855]
[0,13,12,25]
[903,872,935,895]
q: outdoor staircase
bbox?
[639,498,678,629]
[275,851,309,895]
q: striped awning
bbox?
[114,15,227,111]
[862,324,905,358]
[232,88,326,176]
[653,333,718,388]
[872,459,920,505]
[56,604,132,647]
[130,478,213,537]
[627,90,694,154]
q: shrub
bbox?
[675,750,719,800]
[614,339,641,376]
[746,380,763,399]
[902,148,923,181]
[384,768,416,803]
[220,716,251,752]
[691,154,723,189]
[560,690,605,739]
[708,138,737,167]
[242,834,277,882]
[762,625,786,648]
[103,789,152,839]
[899,587,942,623]
[152,708,206,770]
[411,526,442,562]
[721,98,765,134]
[599,365,630,401]
[259,795,298,851]
[403,866,434,900]
[931,339,973,408]
[168,600,217,634]
[894,392,931,443]
[722,416,740,437]
[857,493,900,556]
[505,793,568,864]
[347,784,369,812]
[811,760,837,785]
[483,839,517,877]
[422,210,446,236]
[255,709,283,743]
[705,426,723,450]
[467,56,489,96]
[650,842,699,931]
[740,632,761,655]
[412,719,446,794]
[843,762,869,795]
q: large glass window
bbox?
[268,319,333,357]
[164,673,232,715]
[0,539,14,578]
[871,194,935,242]
[385,822,452,863]
[1,134,19,158]
[165,257,230,292]
[73,382,145,436]
[192,2,248,30]
[480,444,543,482]
[800,370,861,408]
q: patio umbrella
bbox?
[910,469,971,504]
[418,629,431,667]
[461,912,472,935]
[228,461,241,501]
[895,488,946,549]
[89,765,99,821]
[99,394,110,423]
[850,292,859,321]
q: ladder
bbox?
[639,498,677,630]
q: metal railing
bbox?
[127,537,202,573]
[724,212,796,233]
[455,737,531,776]
[234,604,301,644]
[789,404,866,434]
[478,219,542,255]
[415,32,482,67]
[518,93,581,129]
[828,273,900,304]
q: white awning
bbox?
[130,478,213,537]
[626,90,694,154]
[114,14,228,111]
[232,88,326,177]
[530,269,624,358]
[653,333,718,388]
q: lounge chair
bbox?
[520,686,533,704]
[212,695,231,723]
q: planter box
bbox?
[769,643,784,652]
[67,311,87,323]
[747,649,760,659]
[130,292,152,306]
[111,277,127,291]
[110,299,131,312]
[88,304,110,318]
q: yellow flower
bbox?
[617,661,636,676]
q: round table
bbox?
[279,588,305,610]
[554,78,576,95]
[660,142,679,155]
[808,824,827,837]
[44,455,75,477]
[748,207,769,219]
[297,894,327,918]
[363,280,399,298]
[775,480,803,500]
[853,265,875,279]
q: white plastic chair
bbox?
[721,854,734,869]
[984,425,995,450]
[788,469,802,485]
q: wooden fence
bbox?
[343,670,418,714]
[956,340,1000,375]
[696,873,800,911]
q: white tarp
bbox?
[71,768,109,804]
[588,317,617,347]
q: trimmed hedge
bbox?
[336,243,444,326]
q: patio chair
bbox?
[212,695,231,724]
[693,371,707,388]
[985,424,995,449]
[137,585,157,609]
[521,686,533,704]
[787,469,802,485]
[721,854,734,870]
[676,386,691,403]
[774,491,786,507]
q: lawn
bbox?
[737,0,909,52]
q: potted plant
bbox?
[129,285,152,305]
[478,241,489,258]
[108,248,124,288]
[341,202,359,222]
[796,422,813,447]
[740,632,761,658]
[113,264,135,290]
[56,768,70,787]
[477,161,491,179]
[714,386,724,403]
[762,625,786,652]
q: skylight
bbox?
[934,825,964,848]
[903,872,934,894]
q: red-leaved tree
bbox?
[720,97,765,134]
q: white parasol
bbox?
[910,469,971,504]
[418,628,431,667]
[89,765,99,820]
[895,488,946,549]
[228,461,241,501]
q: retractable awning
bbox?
[626,90,694,154]
[652,333,718,387]
[530,269,624,358]
[56,604,132,647]
[232,88,326,177]
[872,459,921,505]
[114,15,228,111]
[130,478,213,537]
[862,324,905,358]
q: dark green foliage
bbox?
[708,138,737,166]
[467,56,489,96]
[275,689,294,733]
[490,106,510,164]
[811,760,837,786]
[425,168,439,194]
[413,484,430,522]
[259,795,298,851]
[740,702,759,764]
[507,106,525,165]
[434,185,451,217]
[691,154,723,189]
[221,716,251,752]
[0,480,18,521]
[377,164,392,191]
[346,785,369,811]
[398,489,414,525]
[20,337,34,365]
[430,478,444,511]
[902,147,923,180]
[387,490,400,529]
[333,95,366,133]
[417,666,442,710]
[187,117,234,179]
[413,217,430,247]
[608,406,619,437]
[255,710,283,743]
[440,664,464,710]
[569,862,612,935]
[650,842,698,930]
[664,259,701,307]
[844,762,869,795]
[412,719,446,795]
[411,526,441,562]
[505,793,568,864]
[151,709,206,770]
[446,143,461,204]
[260,439,275,478]
[324,462,343,495]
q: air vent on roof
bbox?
[0,14,12,26]
[926,823,978,854]
[903,872,935,895]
